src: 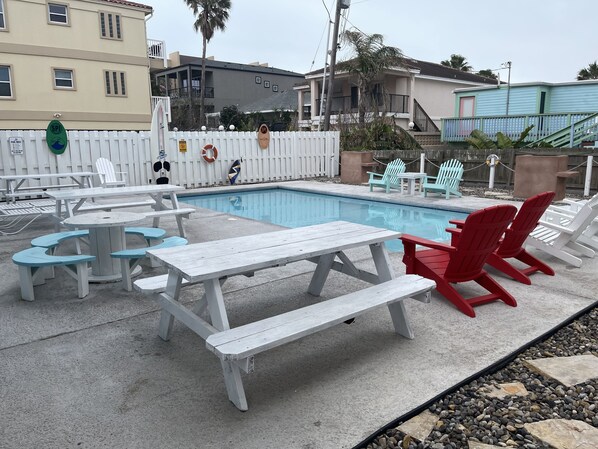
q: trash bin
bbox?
[513,155,578,201]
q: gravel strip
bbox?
[359,306,597,449]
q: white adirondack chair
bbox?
[525,193,598,267]
[547,197,598,251]
[95,157,127,187]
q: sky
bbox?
[144,0,598,84]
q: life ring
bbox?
[201,144,218,163]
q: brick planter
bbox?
[340,151,377,184]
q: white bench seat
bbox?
[77,199,156,212]
[206,275,435,363]
[141,208,195,238]
[141,208,195,219]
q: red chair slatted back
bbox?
[496,191,555,258]
[444,204,517,283]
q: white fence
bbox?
[0,130,340,189]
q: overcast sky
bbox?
[145,0,598,84]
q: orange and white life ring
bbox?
[201,144,218,163]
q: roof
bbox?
[402,58,498,85]
[454,78,598,93]
[98,0,152,12]
[171,55,304,78]
[306,57,498,85]
[239,90,299,113]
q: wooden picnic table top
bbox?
[147,221,401,283]
[45,184,184,200]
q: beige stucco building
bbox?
[296,58,498,133]
[0,0,154,130]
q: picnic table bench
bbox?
[134,221,435,411]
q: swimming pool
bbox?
[180,188,468,252]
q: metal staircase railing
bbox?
[413,99,440,133]
[525,112,598,148]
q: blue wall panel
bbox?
[549,85,598,112]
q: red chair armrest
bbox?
[400,234,456,252]
[448,218,465,228]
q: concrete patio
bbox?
[1,181,596,449]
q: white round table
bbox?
[63,211,144,282]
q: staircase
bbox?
[526,112,598,148]
[410,99,441,146]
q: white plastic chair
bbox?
[525,193,598,267]
[95,157,127,187]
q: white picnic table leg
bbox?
[158,271,183,341]
[369,242,414,339]
[307,253,336,296]
[170,192,186,238]
[204,278,248,411]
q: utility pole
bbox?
[322,0,347,131]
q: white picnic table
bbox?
[45,184,193,237]
[0,172,94,202]
[136,221,435,411]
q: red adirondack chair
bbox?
[449,192,556,285]
[401,204,517,318]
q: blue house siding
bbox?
[454,81,598,118]
[456,86,540,116]
[549,84,598,113]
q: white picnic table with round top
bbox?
[63,211,144,282]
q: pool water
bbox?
[180,189,468,252]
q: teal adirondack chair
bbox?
[368,159,406,193]
[422,159,464,199]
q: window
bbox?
[272,84,278,92]
[255,76,261,84]
[104,70,126,96]
[0,65,13,98]
[0,0,6,30]
[264,80,270,88]
[99,12,122,39]
[53,68,74,89]
[48,3,68,25]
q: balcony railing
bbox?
[442,112,595,143]
[322,93,409,115]
[167,86,215,100]
[151,96,171,123]
[147,39,166,63]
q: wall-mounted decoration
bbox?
[272,85,279,92]
[257,123,270,150]
[264,80,270,88]
[46,120,68,154]
[255,76,262,84]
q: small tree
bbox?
[577,61,598,80]
[220,105,245,129]
[440,54,472,72]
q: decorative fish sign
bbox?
[46,120,68,154]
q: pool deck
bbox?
[1,180,596,449]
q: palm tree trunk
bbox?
[200,31,207,127]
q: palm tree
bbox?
[577,61,598,80]
[337,30,403,124]
[185,0,231,127]
[440,54,472,72]
[477,69,497,80]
